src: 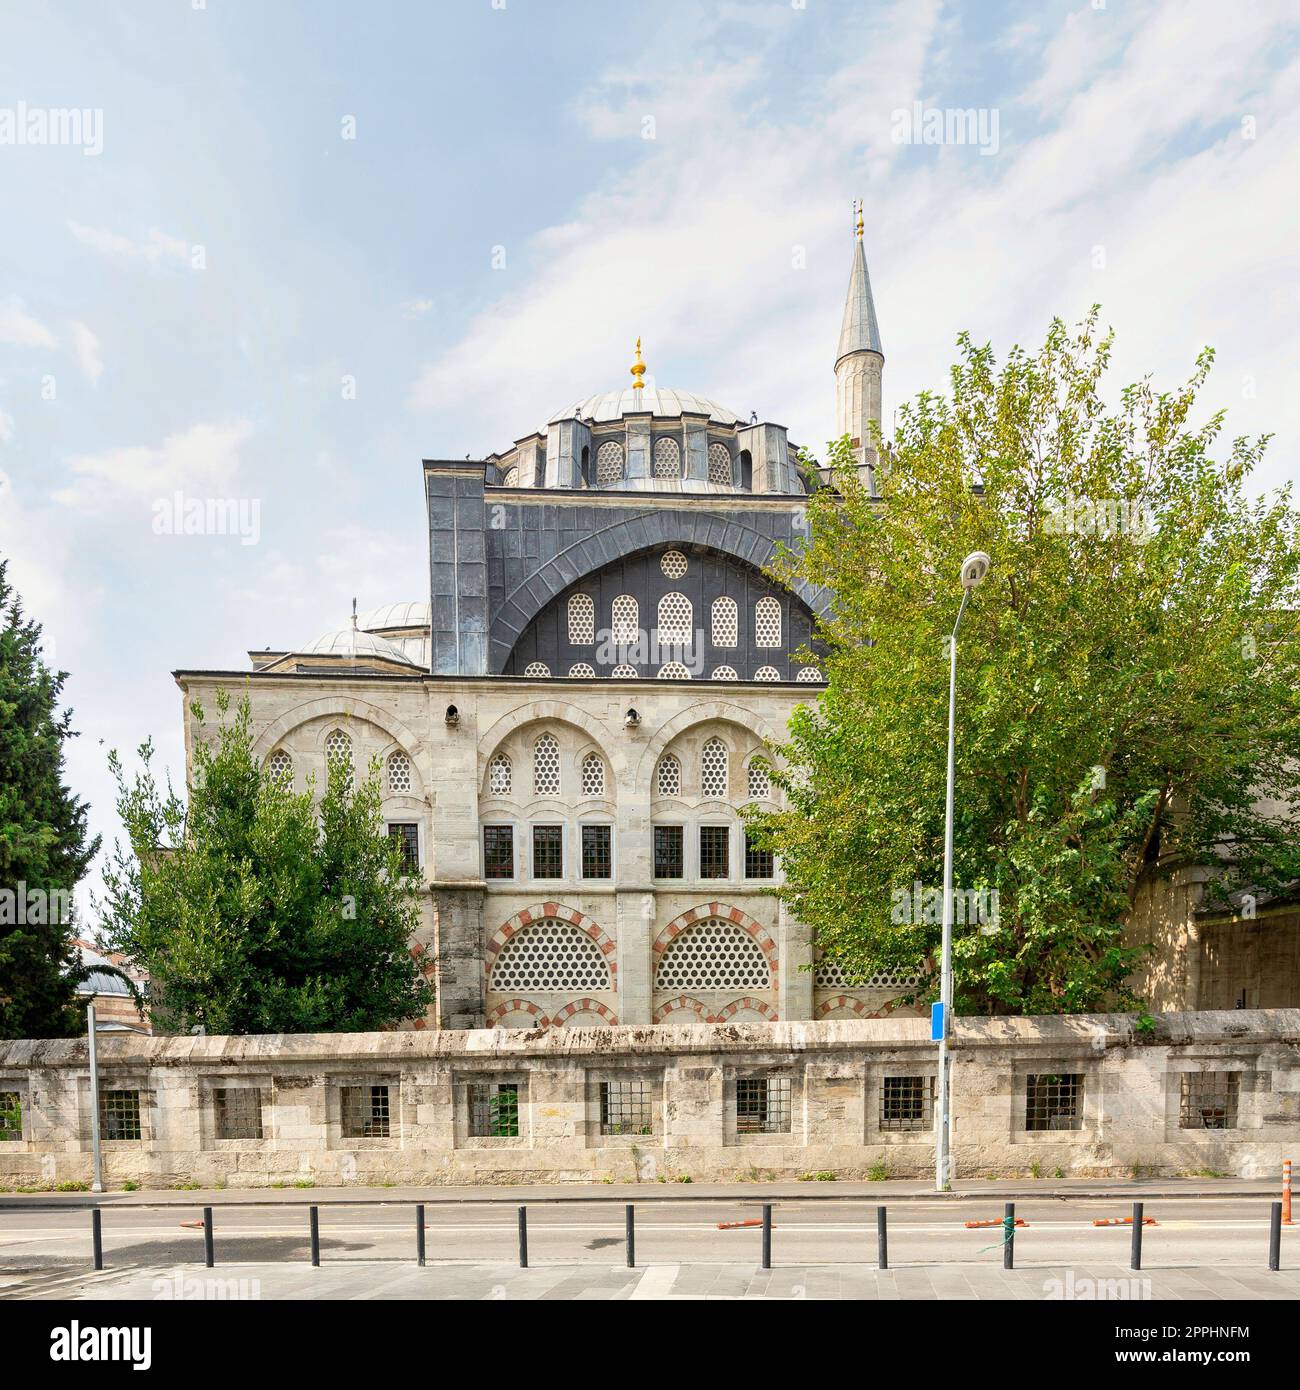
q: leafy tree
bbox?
[751,311,1300,1015]
[100,692,431,1033]
[0,560,101,1038]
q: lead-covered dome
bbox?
[549,386,739,427]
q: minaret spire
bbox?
[834,199,885,491]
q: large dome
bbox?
[549,386,739,427]
[301,626,417,665]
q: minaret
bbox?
[835,199,884,491]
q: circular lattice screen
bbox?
[611,663,637,677]
[488,753,512,796]
[266,749,292,785]
[660,550,688,579]
[611,595,639,644]
[755,597,782,648]
[387,751,412,793]
[813,955,919,990]
[325,729,353,775]
[581,752,605,797]
[656,755,681,797]
[524,662,550,677]
[658,592,692,643]
[754,665,780,681]
[796,666,823,682]
[746,761,771,800]
[568,663,596,678]
[491,920,612,992]
[596,440,624,484]
[655,919,770,991]
[533,733,560,796]
[653,437,682,478]
[701,738,729,798]
[568,593,595,644]
[712,666,737,680]
[658,662,691,680]
[711,596,738,647]
[707,443,733,485]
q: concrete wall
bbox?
[2,1012,1296,1189]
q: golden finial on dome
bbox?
[630,336,646,390]
[855,198,864,240]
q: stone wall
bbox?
[2,1011,1296,1189]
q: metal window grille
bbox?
[388,822,420,873]
[488,753,512,796]
[611,663,637,677]
[214,1088,264,1140]
[340,1084,391,1138]
[533,733,560,796]
[266,749,292,786]
[652,437,682,478]
[611,595,639,644]
[707,443,733,485]
[0,1092,21,1141]
[880,1076,934,1132]
[1025,1073,1083,1131]
[711,665,737,680]
[655,755,681,797]
[660,550,688,579]
[600,1080,654,1135]
[469,1082,520,1138]
[324,729,353,779]
[1180,1072,1240,1130]
[567,593,595,644]
[744,832,774,879]
[796,666,823,682]
[736,1077,790,1134]
[483,825,514,879]
[754,597,782,647]
[386,750,412,793]
[657,591,692,643]
[596,440,624,484]
[523,662,550,677]
[581,754,605,798]
[532,824,564,878]
[655,920,770,991]
[490,920,611,991]
[700,738,729,798]
[657,662,691,680]
[653,825,684,879]
[711,596,738,647]
[699,825,729,878]
[747,761,772,800]
[581,824,612,879]
[568,663,596,678]
[100,1090,142,1141]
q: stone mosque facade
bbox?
[175,220,910,1033]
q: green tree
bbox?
[0,560,101,1038]
[752,311,1300,1015]
[100,692,431,1033]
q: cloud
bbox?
[0,301,58,349]
[70,321,103,383]
[0,409,13,444]
[400,298,433,319]
[66,220,190,267]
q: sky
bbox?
[0,0,1297,921]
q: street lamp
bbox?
[935,550,991,1192]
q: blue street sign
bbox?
[930,1001,945,1042]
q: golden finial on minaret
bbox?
[630,336,647,390]
[855,198,864,240]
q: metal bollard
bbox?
[202,1206,214,1268]
[416,1204,426,1267]
[1270,1201,1282,1271]
[518,1205,528,1268]
[877,1205,888,1271]
[1003,1203,1015,1269]
[761,1204,772,1270]
[309,1205,320,1267]
[1284,1160,1293,1226]
[1131,1202,1144,1271]
[625,1204,635,1268]
[91,1207,103,1271]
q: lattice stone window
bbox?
[488,753,512,797]
[490,920,612,992]
[711,595,738,647]
[340,1083,391,1139]
[500,466,519,487]
[754,665,780,681]
[214,1088,264,1141]
[660,549,688,580]
[708,442,733,485]
[600,1079,654,1135]
[568,663,596,678]
[711,666,738,680]
[654,919,769,991]
[533,733,560,796]
[755,597,782,648]
[469,1081,521,1138]
[796,666,823,682]
[737,1076,791,1134]
[387,750,412,793]
[1180,1072,1240,1130]
[653,436,682,478]
[100,1090,142,1141]
[657,591,692,644]
[524,662,551,677]
[0,1091,21,1141]
[581,752,606,798]
[568,592,595,644]
[880,1076,934,1132]
[611,663,638,678]
[596,440,625,484]
[701,737,729,798]
[1025,1073,1083,1132]
[813,955,919,990]
[655,755,681,797]
[658,662,691,680]
[611,595,640,645]
[747,760,772,800]
[266,749,292,786]
[325,729,353,780]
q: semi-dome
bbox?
[548,385,739,427]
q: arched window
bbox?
[580,444,590,486]
[500,466,519,487]
[610,663,637,678]
[567,593,595,644]
[711,666,738,680]
[595,440,624,484]
[488,752,512,796]
[611,595,639,645]
[523,662,550,677]
[533,733,560,797]
[653,437,682,478]
[747,760,772,800]
[701,738,729,799]
[655,754,681,798]
[654,919,770,991]
[581,752,606,798]
[739,449,753,489]
[711,596,738,647]
[490,920,612,992]
[707,443,733,485]
[387,750,412,793]
[568,663,596,678]
[325,729,353,781]
[796,666,823,682]
[657,592,692,644]
[660,550,688,579]
[266,749,293,786]
[755,597,782,647]
[754,665,780,681]
[657,662,691,680]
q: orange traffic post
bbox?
[1284,1158,1293,1226]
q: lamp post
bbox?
[935,551,991,1193]
[87,1001,103,1194]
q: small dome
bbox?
[302,627,417,665]
[548,386,739,427]
[356,601,431,632]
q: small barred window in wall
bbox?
[1179,1072,1240,1129]
[658,662,691,680]
[711,666,737,680]
[388,822,420,873]
[0,1091,21,1141]
[1025,1073,1082,1132]
[611,663,637,678]
[796,666,823,682]
[341,1084,391,1139]
[568,663,596,678]
[880,1077,934,1132]
[711,596,738,647]
[325,729,353,780]
[655,754,681,798]
[532,824,563,879]
[581,752,605,798]
[524,662,550,677]
[387,750,412,793]
[581,824,612,879]
[754,666,780,681]
[100,1090,142,1141]
[707,442,733,485]
[657,591,692,643]
[653,825,684,878]
[700,738,729,798]
[746,760,772,800]
[660,549,688,579]
[655,919,770,991]
[653,436,682,478]
[488,753,512,797]
[469,1081,520,1138]
[213,1087,264,1141]
[266,749,292,786]
[744,830,774,879]
[490,919,612,992]
[611,594,639,645]
[596,440,624,484]
[699,825,729,878]
[533,733,560,796]
[567,593,595,644]
[755,597,782,647]
[737,1076,791,1134]
[483,825,514,879]
[601,1079,654,1135]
